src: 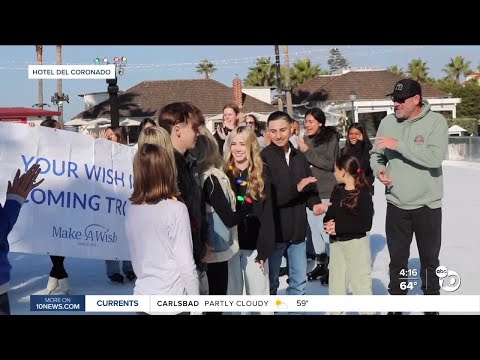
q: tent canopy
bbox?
[449,125,467,132]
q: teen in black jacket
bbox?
[261,111,329,296]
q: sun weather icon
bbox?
[275,299,288,309]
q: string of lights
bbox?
[0,46,425,72]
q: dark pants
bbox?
[207,261,228,295]
[386,204,441,295]
[206,261,228,316]
[0,292,10,315]
[50,256,68,279]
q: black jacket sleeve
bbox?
[203,175,248,228]
[323,188,338,224]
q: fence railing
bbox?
[447,136,480,162]
[339,137,480,163]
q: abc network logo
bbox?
[436,265,461,292]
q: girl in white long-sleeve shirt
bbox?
[125,144,199,299]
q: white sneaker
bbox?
[46,277,70,295]
[46,277,59,294]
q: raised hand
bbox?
[297,176,317,192]
[313,202,331,216]
[378,169,393,187]
[216,125,227,140]
[324,219,336,235]
[7,164,44,199]
[375,136,398,150]
[297,138,308,153]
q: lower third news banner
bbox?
[29,295,480,313]
[30,295,85,312]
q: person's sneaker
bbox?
[424,312,439,315]
[125,271,136,282]
[46,277,69,295]
[387,312,403,315]
[279,267,288,277]
[108,273,124,284]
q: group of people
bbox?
[0,78,448,315]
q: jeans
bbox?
[269,241,307,296]
[306,201,330,256]
[227,250,269,296]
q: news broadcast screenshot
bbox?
[0,45,479,315]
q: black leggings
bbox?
[50,256,68,279]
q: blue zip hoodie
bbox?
[0,194,25,294]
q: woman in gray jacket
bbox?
[298,108,339,284]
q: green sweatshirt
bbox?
[370,100,448,210]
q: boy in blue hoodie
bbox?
[1,164,44,315]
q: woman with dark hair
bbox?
[40,119,70,294]
[341,124,374,194]
[245,113,266,149]
[298,108,339,284]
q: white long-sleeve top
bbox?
[125,199,199,296]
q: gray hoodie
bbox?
[370,100,448,210]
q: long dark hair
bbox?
[304,108,338,147]
[334,154,369,215]
[343,123,372,151]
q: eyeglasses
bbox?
[246,121,255,125]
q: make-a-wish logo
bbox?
[51,224,117,243]
[84,224,117,243]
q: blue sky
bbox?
[1,45,480,120]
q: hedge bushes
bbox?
[447,118,479,135]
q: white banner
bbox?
[0,122,135,260]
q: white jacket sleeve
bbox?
[173,203,200,295]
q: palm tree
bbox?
[407,58,429,82]
[387,65,405,77]
[442,56,471,84]
[244,57,276,86]
[289,58,320,86]
[196,59,217,79]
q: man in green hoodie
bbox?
[370,79,448,305]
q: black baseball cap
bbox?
[386,79,422,101]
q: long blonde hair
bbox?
[224,126,265,200]
[138,126,177,179]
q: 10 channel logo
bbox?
[436,265,461,292]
